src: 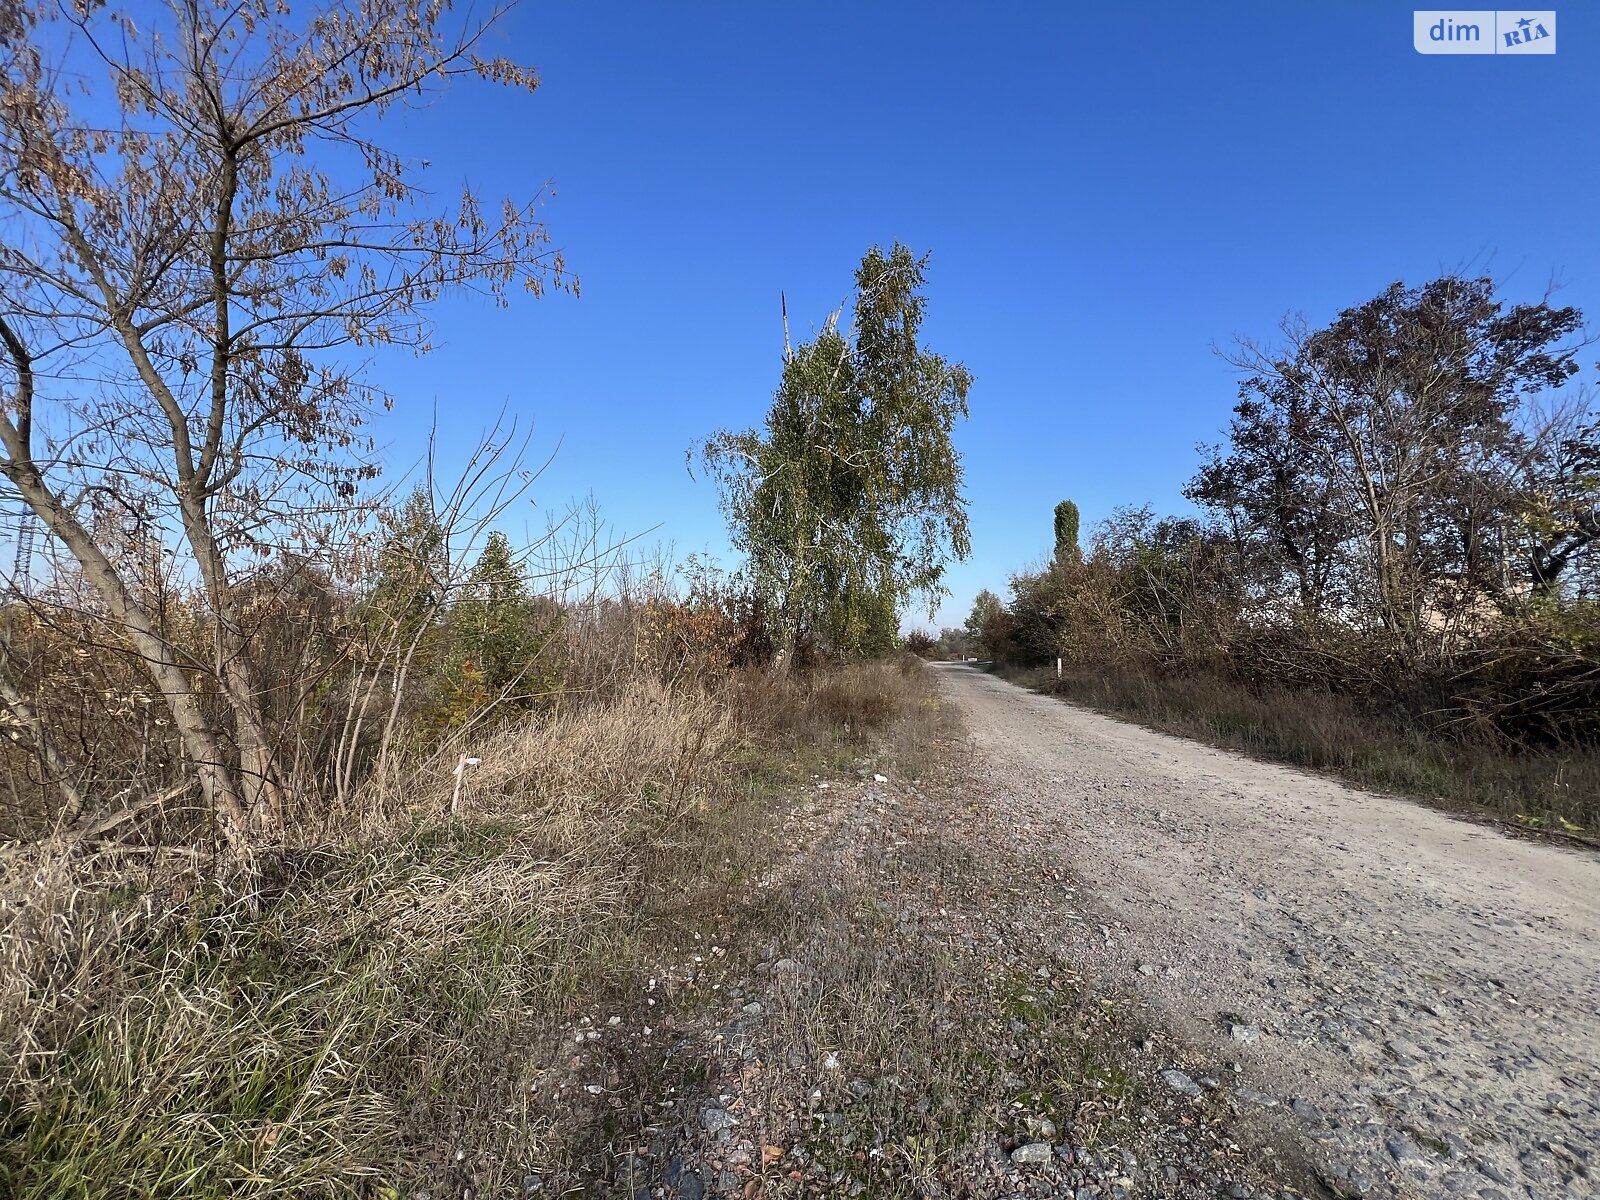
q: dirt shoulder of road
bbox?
[553,678,1322,1200]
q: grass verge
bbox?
[0,661,928,1199]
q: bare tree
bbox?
[0,0,570,845]
[1517,401,1600,598]
[1217,278,1584,656]
[1188,386,1351,621]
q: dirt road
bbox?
[931,664,1599,1200]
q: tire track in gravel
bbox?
[931,664,1600,1200]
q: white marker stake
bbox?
[450,754,482,815]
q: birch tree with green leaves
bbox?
[699,245,972,657]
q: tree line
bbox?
[959,275,1600,751]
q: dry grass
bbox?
[0,661,925,1199]
[1013,664,1600,836]
[613,693,1153,1199]
[470,677,740,852]
[727,655,927,746]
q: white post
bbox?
[1056,657,1062,679]
[450,755,481,815]
[450,754,468,814]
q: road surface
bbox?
[931,663,1599,1200]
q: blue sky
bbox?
[370,1,1599,630]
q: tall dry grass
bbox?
[0,660,925,1198]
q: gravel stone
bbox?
[1385,1131,1419,1162]
[934,666,1600,1200]
[699,1108,736,1136]
[1478,1161,1513,1186]
[1162,1069,1202,1096]
[1010,1142,1053,1167]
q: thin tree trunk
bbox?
[0,627,86,825]
[0,470,249,844]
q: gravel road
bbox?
[931,664,1600,1200]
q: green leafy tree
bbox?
[366,488,448,646]
[700,244,972,656]
[931,626,970,660]
[447,533,559,717]
[964,589,1007,659]
[1053,500,1081,567]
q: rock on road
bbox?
[931,663,1599,1200]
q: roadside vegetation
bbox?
[0,2,990,1193]
[2,637,938,1198]
[941,278,1600,835]
[4,1,1591,1196]
[697,243,973,660]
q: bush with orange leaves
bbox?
[635,559,774,683]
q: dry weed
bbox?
[0,659,925,1198]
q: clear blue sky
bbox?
[370,1,1599,630]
